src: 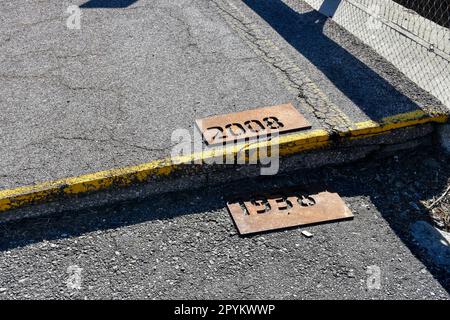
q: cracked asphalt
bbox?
[0,0,445,190]
[1,0,449,301]
[0,147,449,299]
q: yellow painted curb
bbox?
[0,110,447,213]
[345,110,448,139]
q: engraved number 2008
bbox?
[207,117,284,141]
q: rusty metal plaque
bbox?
[227,189,353,235]
[196,103,311,145]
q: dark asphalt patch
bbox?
[0,146,449,299]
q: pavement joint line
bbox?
[0,110,448,214]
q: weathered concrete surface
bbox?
[0,0,446,193]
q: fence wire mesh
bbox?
[305,0,450,108]
[393,0,449,28]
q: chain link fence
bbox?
[393,0,449,28]
[364,0,449,55]
[305,0,450,108]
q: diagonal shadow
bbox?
[80,0,139,9]
[242,0,425,120]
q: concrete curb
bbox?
[0,109,447,215]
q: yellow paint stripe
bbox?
[0,110,448,213]
[0,129,330,213]
[345,110,448,138]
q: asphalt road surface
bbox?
[0,147,449,299]
[0,0,444,190]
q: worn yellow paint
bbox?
[344,110,449,139]
[0,109,448,213]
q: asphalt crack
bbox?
[210,0,353,133]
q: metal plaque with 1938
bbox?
[227,188,353,235]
